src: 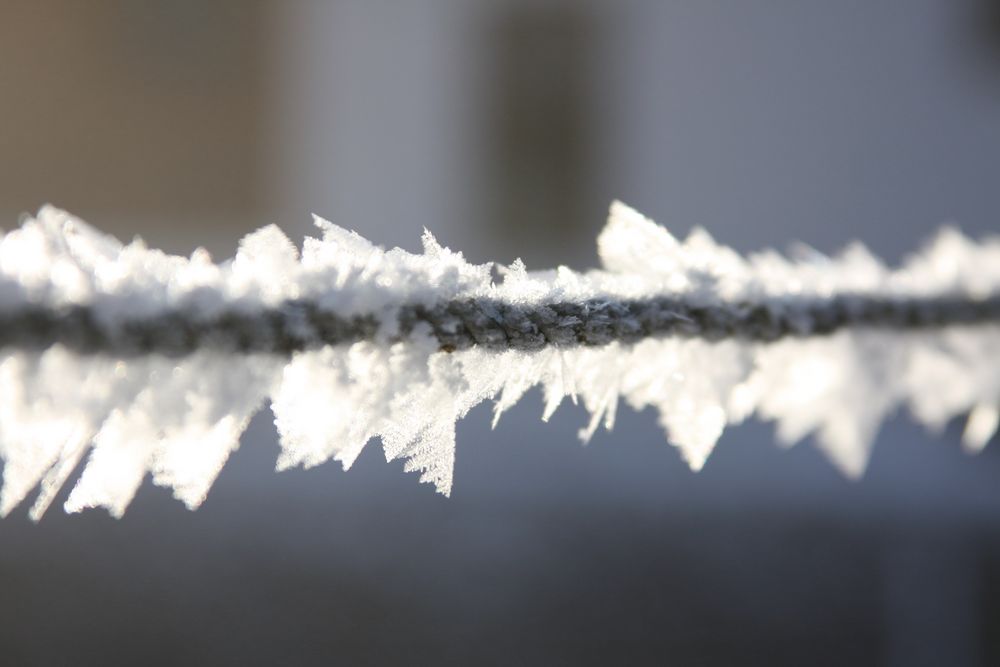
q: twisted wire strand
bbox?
[1,293,998,356]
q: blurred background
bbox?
[1,0,1000,664]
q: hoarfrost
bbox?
[0,202,997,517]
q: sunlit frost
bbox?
[0,202,997,517]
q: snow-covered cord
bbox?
[0,201,997,519]
[2,293,999,355]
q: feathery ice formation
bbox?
[0,202,997,518]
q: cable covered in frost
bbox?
[1,292,999,355]
[0,202,997,519]
[0,203,998,355]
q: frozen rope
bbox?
[0,201,998,518]
[0,293,998,356]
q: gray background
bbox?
[1,1,999,664]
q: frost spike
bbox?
[0,202,996,517]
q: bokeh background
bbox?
[2,1,1000,664]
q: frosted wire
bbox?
[0,202,997,517]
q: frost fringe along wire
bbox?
[0,202,997,518]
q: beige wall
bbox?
[0,1,270,254]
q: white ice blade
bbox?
[0,202,995,516]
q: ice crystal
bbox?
[0,203,997,517]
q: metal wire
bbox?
[1,293,998,356]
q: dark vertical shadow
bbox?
[481,4,598,267]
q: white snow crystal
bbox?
[0,202,996,517]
